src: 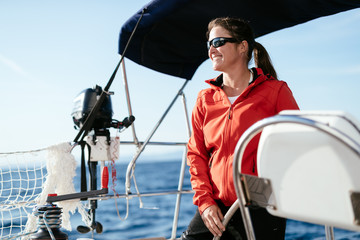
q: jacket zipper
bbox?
[222,105,232,201]
[226,106,232,155]
[222,92,234,200]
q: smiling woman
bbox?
[182,17,299,240]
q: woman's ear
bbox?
[238,40,248,55]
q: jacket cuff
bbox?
[198,199,217,215]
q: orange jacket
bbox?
[187,68,299,214]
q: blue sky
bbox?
[1,1,360,158]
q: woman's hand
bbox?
[201,205,226,237]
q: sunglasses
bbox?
[207,37,237,50]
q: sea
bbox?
[3,160,360,240]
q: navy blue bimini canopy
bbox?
[119,0,360,80]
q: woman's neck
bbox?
[222,68,252,97]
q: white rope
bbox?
[24,142,91,234]
[41,211,55,240]
[108,134,131,221]
[130,156,158,210]
[0,148,47,155]
[113,191,130,221]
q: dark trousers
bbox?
[181,201,286,240]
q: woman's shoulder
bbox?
[258,78,290,97]
[264,78,287,86]
[196,87,217,102]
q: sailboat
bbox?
[1,0,360,239]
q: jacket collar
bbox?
[206,67,268,89]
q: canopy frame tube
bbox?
[120,59,192,239]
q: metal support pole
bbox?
[125,79,190,194]
[170,91,192,239]
[121,59,139,146]
[181,92,192,138]
[89,161,98,229]
[170,146,188,239]
[325,226,335,240]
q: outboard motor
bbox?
[71,85,113,131]
[70,85,134,236]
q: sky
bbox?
[1,1,360,160]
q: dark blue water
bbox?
[3,160,360,239]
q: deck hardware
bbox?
[350,191,360,225]
[240,174,276,209]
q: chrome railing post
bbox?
[170,92,192,239]
[125,80,190,194]
[171,146,188,239]
[121,59,139,146]
[325,226,335,240]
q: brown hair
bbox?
[207,17,277,79]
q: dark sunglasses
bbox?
[207,37,237,50]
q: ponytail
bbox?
[253,42,277,79]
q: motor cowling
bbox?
[71,85,113,130]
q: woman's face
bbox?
[208,26,245,72]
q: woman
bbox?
[182,17,299,240]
